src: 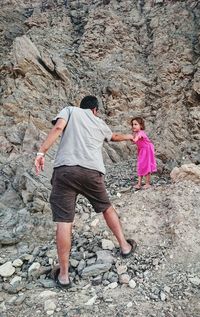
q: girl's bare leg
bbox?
[143,173,151,189]
[134,176,142,189]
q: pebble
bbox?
[12,259,23,268]
[10,276,22,285]
[102,239,115,251]
[160,291,166,301]
[91,218,100,227]
[85,295,97,306]
[28,262,41,274]
[107,282,118,289]
[39,290,57,298]
[189,277,200,286]
[44,300,56,311]
[116,264,127,275]
[119,274,130,284]
[0,262,15,277]
[129,279,136,289]
[164,285,171,293]
[14,294,26,305]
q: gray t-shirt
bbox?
[52,106,112,174]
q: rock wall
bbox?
[0,2,200,316]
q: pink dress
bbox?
[134,130,157,177]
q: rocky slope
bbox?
[0,1,200,316]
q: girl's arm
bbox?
[111,133,134,142]
[132,133,142,142]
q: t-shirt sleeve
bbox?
[101,121,113,141]
[51,107,70,125]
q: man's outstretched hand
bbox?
[35,155,45,175]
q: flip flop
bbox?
[121,239,137,258]
[53,268,71,290]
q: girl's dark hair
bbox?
[80,95,99,110]
[131,117,145,130]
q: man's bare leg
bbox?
[103,206,132,254]
[56,222,72,284]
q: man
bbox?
[35,95,137,288]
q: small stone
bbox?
[129,279,136,289]
[85,295,97,306]
[44,300,56,311]
[7,296,17,304]
[189,277,200,286]
[116,264,127,275]
[12,259,23,268]
[10,276,22,285]
[102,239,115,251]
[28,262,41,274]
[160,291,166,301]
[119,274,130,284]
[127,302,133,308]
[96,250,114,265]
[164,286,171,293]
[48,258,53,265]
[92,276,102,286]
[22,254,34,262]
[91,219,99,227]
[39,291,57,298]
[70,259,79,268]
[152,259,159,266]
[104,297,113,303]
[0,261,15,277]
[14,294,26,305]
[0,302,6,311]
[107,282,118,289]
[82,263,112,277]
[39,279,55,288]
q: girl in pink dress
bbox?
[131,117,157,189]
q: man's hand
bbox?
[35,155,45,175]
[111,133,134,142]
[126,134,134,141]
[34,118,67,176]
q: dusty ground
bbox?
[1,169,200,317]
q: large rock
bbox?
[170,164,200,184]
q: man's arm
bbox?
[111,133,134,142]
[35,118,67,175]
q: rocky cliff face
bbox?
[0,0,199,213]
[1,0,200,167]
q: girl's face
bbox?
[132,120,141,132]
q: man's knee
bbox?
[103,205,114,215]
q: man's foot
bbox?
[56,276,71,289]
[143,184,151,189]
[121,239,137,258]
[52,267,71,289]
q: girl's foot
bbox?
[143,184,151,189]
[134,184,142,190]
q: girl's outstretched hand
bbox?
[35,155,45,175]
[127,134,134,141]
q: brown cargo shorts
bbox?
[49,165,111,223]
